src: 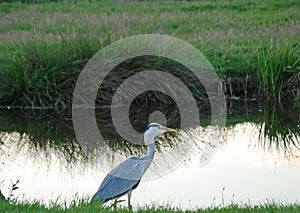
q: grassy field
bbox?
[1,199,300,213]
[0,0,299,108]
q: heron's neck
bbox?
[144,142,156,160]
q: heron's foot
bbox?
[128,203,133,211]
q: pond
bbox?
[0,100,299,210]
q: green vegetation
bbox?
[257,41,300,100]
[0,36,104,108]
[0,0,299,108]
[0,2,299,211]
[1,199,300,213]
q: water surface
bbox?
[0,101,299,209]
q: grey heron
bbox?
[92,123,176,208]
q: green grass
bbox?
[257,40,300,100]
[0,36,106,108]
[1,199,300,213]
[0,0,299,108]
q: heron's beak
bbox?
[164,127,177,133]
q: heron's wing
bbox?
[92,174,140,202]
[92,157,145,202]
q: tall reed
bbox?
[0,34,106,109]
[256,40,300,101]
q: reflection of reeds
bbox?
[258,102,300,155]
[0,109,87,168]
[0,108,181,164]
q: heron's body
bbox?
[92,123,176,208]
[92,161,140,202]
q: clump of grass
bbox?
[0,179,20,203]
[0,34,108,109]
[257,40,300,101]
[7,179,20,202]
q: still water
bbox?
[0,101,299,209]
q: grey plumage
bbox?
[91,123,176,208]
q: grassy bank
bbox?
[0,0,299,108]
[1,199,300,213]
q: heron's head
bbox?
[143,123,176,145]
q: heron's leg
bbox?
[127,189,132,210]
